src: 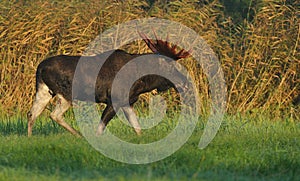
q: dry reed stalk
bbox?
[0,0,298,119]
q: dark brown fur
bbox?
[28,33,191,136]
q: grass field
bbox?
[0,113,299,181]
[0,0,299,180]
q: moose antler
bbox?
[138,30,191,60]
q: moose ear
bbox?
[138,31,159,54]
[138,30,191,60]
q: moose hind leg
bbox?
[28,83,52,137]
[122,107,141,135]
[50,94,79,136]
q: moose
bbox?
[27,32,191,137]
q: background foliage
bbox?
[0,0,299,119]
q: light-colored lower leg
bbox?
[96,105,116,136]
[28,83,52,137]
[50,94,80,136]
[122,107,142,135]
[96,122,106,136]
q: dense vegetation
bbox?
[0,0,299,118]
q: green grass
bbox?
[0,113,299,181]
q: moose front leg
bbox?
[96,104,116,136]
[122,106,141,135]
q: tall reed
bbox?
[0,0,298,119]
